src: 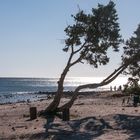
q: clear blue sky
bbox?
[0,0,140,78]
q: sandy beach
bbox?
[0,91,140,140]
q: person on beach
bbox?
[127,96,130,105]
[118,85,122,91]
[110,86,112,91]
[114,86,116,91]
[122,98,125,106]
[133,94,139,107]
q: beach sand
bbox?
[0,91,140,140]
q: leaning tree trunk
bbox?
[43,43,86,113]
[44,50,75,112]
[58,83,101,110]
[44,66,70,112]
[58,64,127,111]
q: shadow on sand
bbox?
[113,114,140,140]
[29,114,140,140]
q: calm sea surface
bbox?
[0,77,128,104]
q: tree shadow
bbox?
[34,116,112,140]
[29,114,140,140]
[113,114,140,140]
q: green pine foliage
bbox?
[122,24,140,79]
[64,1,122,68]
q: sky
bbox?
[0,0,140,78]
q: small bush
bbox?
[123,85,140,95]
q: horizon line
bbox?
[0,76,127,79]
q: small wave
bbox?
[12,92,30,95]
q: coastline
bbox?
[0,91,140,140]
[0,76,128,104]
[0,90,108,105]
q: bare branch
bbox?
[58,64,127,110]
[73,42,86,54]
[101,65,126,85]
[70,56,83,67]
[66,46,74,67]
[71,45,74,54]
[102,65,125,83]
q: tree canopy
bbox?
[122,24,140,79]
[63,1,122,68]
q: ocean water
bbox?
[0,77,128,104]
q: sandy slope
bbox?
[0,91,140,140]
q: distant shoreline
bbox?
[0,90,124,105]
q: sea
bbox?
[0,77,128,104]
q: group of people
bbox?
[122,94,140,107]
[110,84,140,107]
[110,85,122,91]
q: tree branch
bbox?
[73,42,86,54]
[66,46,74,67]
[102,65,125,83]
[70,55,83,67]
[58,64,127,110]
